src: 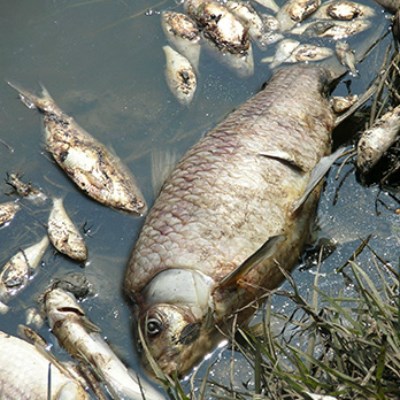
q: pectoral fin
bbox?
[292,147,347,214]
[219,235,285,288]
[259,150,306,172]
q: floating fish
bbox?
[48,197,88,262]
[6,172,48,205]
[276,0,321,31]
[25,306,45,329]
[291,19,371,39]
[161,11,201,71]
[357,105,400,174]
[124,62,358,376]
[291,43,334,63]
[0,235,49,313]
[313,0,375,20]
[330,94,359,113]
[185,0,254,77]
[8,83,147,215]
[335,40,358,76]
[252,0,281,13]
[0,329,88,399]
[261,38,301,68]
[0,201,20,227]
[163,45,197,106]
[43,286,164,400]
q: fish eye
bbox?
[146,317,163,337]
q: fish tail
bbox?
[7,81,55,113]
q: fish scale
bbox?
[125,65,335,376]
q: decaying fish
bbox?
[0,330,88,399]
[185,0,254,77]
[6,172,48,205]
[163,45,197,106]
[161,11,201,71]
[357,104,400,174]
[252,0,280,13]
[330,94,359,113]
[261,38,301,68]
[48,197,88,262]
[43,286,164,400]
[0,201,20,227]
[8,83,147,215]
[124,62,358,376]
[0,235,49,313]
[25,306,44,329]
[335,40,358,76]
[313,0,375,20]
[276,0,321,31]
[291,19,371,39]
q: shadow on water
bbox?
[0,0,398,398]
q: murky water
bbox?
[0,0,398,398]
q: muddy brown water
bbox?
[0,0,398,398]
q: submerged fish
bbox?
[48,197,88,262]
[335,40,358,76]
[8,83,147,215]
[163,45,197,106]
[0,235,49,313]
[0,330,88,399]
[357,105,400,174]
[0,201,20,227]
[44,286,164,400]
[6,172,48,205]
[125,64,349,377]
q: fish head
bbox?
[138,303,221,377]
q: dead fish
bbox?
[48,197,88,262]
[335,40,358,76]
[6,172,48,205]
[0,329,88,399]
[261,38,301,68]
[185,0,254,77]
[163,45,197,106]
[0,235,49,313]
[0,201,20,227]
[124,64,353,377]
[8,83,147,216]
[252,0,281,13]
[276,0,321,31]
[330,94,359,113]
[357,105,400,174]
[161,11,201,71]
[291,19,371,39]
[291,43,334,63]
[224,1,265,44]
[25,306,45,329]
[313,0,375,20]
[43,287,164,400]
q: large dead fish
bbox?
[0,329,88,399]
[8,83,147,215]
[125,65,346,377]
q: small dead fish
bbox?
[6,172,47,205]
[261,38,301,68]
[225,1,265,44]
[48,197,88,262]
[161,11,201,71]
[313,0,375,20]
[0,330,88,399]
[252,0,280,13]
[44,287,164,400]
[357,105,400,174]
[291,19,371,39]
[277,0,321,31]
[0,201,20,227]
[0,235,49,313]
[163,45,197,106]
[291,43,334,62]
[335,41,357,76]
[185,0,254,77]
[330,94,359,113]
[8,83,147,215]
[25,306,45,329]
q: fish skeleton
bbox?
[125,64,346,377]
[0,329,88,399]
[8,83,147,215]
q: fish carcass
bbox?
[0,330,88,399]
[8,83,147,215]
[125,64,344,377]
